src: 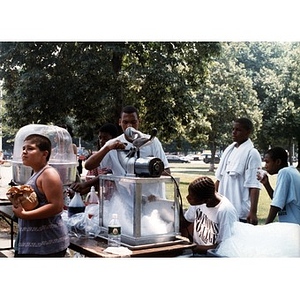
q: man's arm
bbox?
[70,176,99,195]
[246,149,262,225]
[215,180,220,192]
[247,187,260,225]
[84,147,110,170]
[265,205,281,224]
[260,174,274,199]
[85,139,126,170]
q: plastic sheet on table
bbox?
[215,221,300,257]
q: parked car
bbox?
[202,154,220,164]
[166,154,190,163]
[184,154,201,161]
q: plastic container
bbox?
[86,186,99,205]
[68,192,85,217]
[98,175,180,246]
[257,168,267,181]
[11,124,77,185]
[85,186,99,219]
[64,193,71,211]
[108,214,121,247]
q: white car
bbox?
[166,155,190,163]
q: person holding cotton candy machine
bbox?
[85,105,170,206]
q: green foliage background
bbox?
[0,42,299,164]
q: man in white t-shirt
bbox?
[85,105,170,175]
[215,118,261,224]
[181,176,238,255]
[85,105,170,208]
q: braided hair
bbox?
[189,176,216,200]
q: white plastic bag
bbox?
[216,222,300,257]
[66,212,87,237]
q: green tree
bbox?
[274,43,300,165]
[0,42,221,146]
[190,43,261,171]
[232,42,300,164]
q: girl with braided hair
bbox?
[181,176,238,255]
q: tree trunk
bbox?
[297,138,300,169]
[112,51,124,126]
[288,139,293,166]
[209,141,217,172]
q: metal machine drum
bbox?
[134,157,164,177]
[11,124,78,186]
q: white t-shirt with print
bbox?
[184,195,238,246]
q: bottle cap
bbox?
[112,213,118,219]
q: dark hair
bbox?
[266,147,288,166]
[99,123,118,138]
[24,134,52,161]
[234,117,253,132]
[121,105,139,119]
[189,176,215,200]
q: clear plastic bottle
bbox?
[68,192,85,217]
[85,186,100,238]
[257,167,267,181]
[108,214,121,247]
[85,186,99,219]
[63,193,71,211]
[85,186,99,205]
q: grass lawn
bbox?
[169,161,278,225]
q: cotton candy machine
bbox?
[11,124,78,186]
[96,127,181,247]
[98,174,181,247]
[118,127,164,177]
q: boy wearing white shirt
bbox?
[215,118,261,224]
[181,176,238,255]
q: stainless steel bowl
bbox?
[12,161,77,186]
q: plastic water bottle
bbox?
[85,186,100,238]
[108,214,121,247]
[86,186,99,205]
[85,186,99,219]
[257,168,267,181]
[63,193,71,211]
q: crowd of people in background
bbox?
[81,108,300,255]
[181,117,300,255]
[5,104,300,257]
